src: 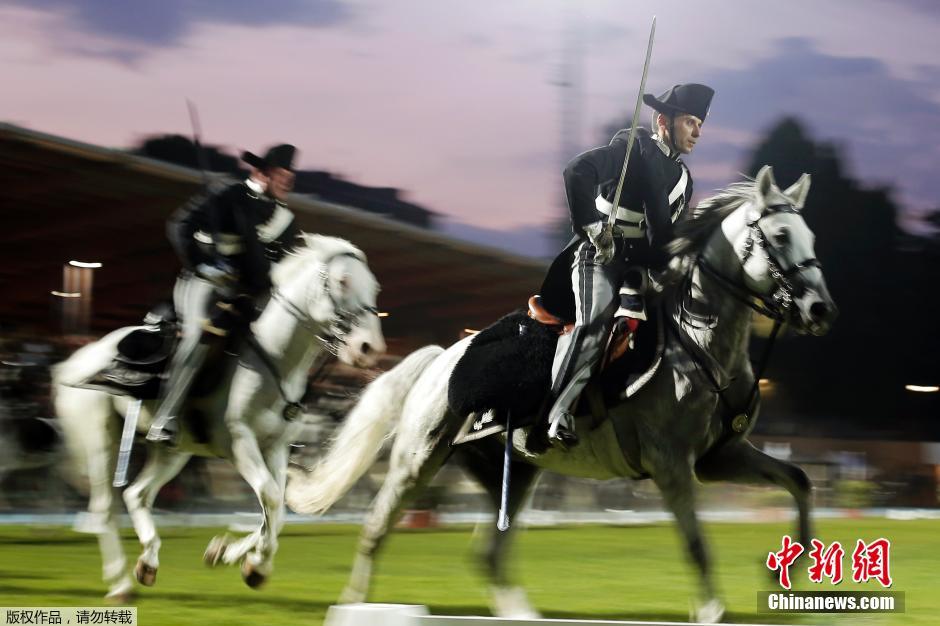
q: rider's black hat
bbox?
[241,144,297,171]
[643,83,714,121]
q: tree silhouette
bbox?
[135,135,244,175]
[743,118,939,439]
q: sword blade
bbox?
[608,16,657,227]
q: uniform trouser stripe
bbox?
[152,275,215,424]
[549,242,624,410]
[552,241,594,396]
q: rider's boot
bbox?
[546,361,594,451]
[146,320,227,445]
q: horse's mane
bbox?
[667,179,757,257]
[271,233,366,287]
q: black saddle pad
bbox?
[448,310,556,423]
[448,305,663,428]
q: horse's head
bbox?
[276,235,386,368]
[313,251,386,368]
[723,165,838,335]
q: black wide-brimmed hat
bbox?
[643,83,714,121]
[241,144,297,171]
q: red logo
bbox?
[766,535,805,590]
[807,539,845,585]
[766,536,894,589]
[851,538,893,588]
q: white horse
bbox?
[54,234,385,601]
[287,167,838,623]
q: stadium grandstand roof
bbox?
[0,123,548,349]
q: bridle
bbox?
[698,203,822,322]
[679,200,822,441]
[271,251,379,356]
[250,251,378,421]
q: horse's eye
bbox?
[774,228,790,245]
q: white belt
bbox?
[594,196,646,238]
[195,231,244,255]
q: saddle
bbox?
[75,317,234,402]
[77,324,177,400]
[449,295,665,446]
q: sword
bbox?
[186,99,211,188]
[496,410,513,532]
[608,16,656,227]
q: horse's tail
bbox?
[286,345,445,515]
[51,329,130,488]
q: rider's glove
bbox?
[197,260,237,288]
[649,256,690,293]
[583,221,616,265]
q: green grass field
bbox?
[0,518,934,625]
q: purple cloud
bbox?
[4,0,352,50]
[690,37,940,213]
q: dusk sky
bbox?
[4,0,940,257]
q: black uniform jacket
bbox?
[540,127,692,320]
[167,180,300,297]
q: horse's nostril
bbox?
[809,302,828,320]
[361,343,372,355]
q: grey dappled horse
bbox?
[54,235,385,601]
[287,167,838,623]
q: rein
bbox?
[677,202,819,445]
[248,251,376,421]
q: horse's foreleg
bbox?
[122,444,192,586]
[214,443,289,570]
[341,428,453,604]
[696,439,814,561]
[455,440,541,618]
[652,459,724,623]
[228,426,282,587]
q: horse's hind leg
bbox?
[59,388,133,601]
[696,439,814,562]
[651,458,724,623]
[340,420,455,604]
[87,441,135,601]
[122,444,192,586]
[454,439,541,618]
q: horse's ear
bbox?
[783,173,811,210]
[756,165,777,204]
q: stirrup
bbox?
[547,412,579,450]
[548,426,579,450]
[146,419,178,445]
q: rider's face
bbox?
[264,167,295,201]
[666,114,703,154]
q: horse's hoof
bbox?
[489,586,540,619]
[105,591,135,605]
[105,586,135,605]
[338,586,366,605]
[204,535,229,567]
[241,561,267,589]
[134,559,157,587]
[693,598,725,624]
